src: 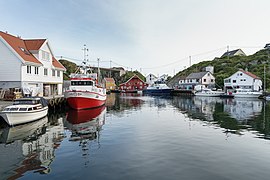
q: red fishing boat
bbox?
[64,45,107,110]
[65,73,106,110]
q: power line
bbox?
[56,45,262,73]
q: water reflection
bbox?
[63,106,106,167]
[223,98,262,121]
[64,106,106,141]
[106,93,145,114]
[0,114,65,179]
[172,96,270,139]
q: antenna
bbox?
[82,44,89,74]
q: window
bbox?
[27,66,31,74]
[240,73,243,76]
[41,50,50,61]
[44,68,48,76]
[233,80,236,83]
[211,79,214,82]
[71,81,93,86]
[34,67,39,74]
[203,79,206,82]
[57,70,60,77]
[52,70,55,76]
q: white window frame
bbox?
[44,68,48,76]
[52,70,56,76]
[34,67,39,75]
[27,66,31,74]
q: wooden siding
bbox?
[0,39,21,81]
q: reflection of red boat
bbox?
[64,74,107,110]
[65,105,106,141]
[66,105,106,124]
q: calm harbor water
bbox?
[1,94,270,179]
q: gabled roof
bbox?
[186,72,209,79]
[104,78,115,83]
[0,31,42,64]
[178,76,187,80]
[239,69,260,79]
[24,39,46,50]
[147,73,157,78]
[52,57,66,70]
[221,49,246,58]
[120,74,146,85]
[0,31,65,70]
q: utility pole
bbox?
[227,45,229,61]
[110,60,112,78]
[264,65,266,93]
[264,43,270,92]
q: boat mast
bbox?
[97,58,100,84]
[82,44,89,74]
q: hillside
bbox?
[58,59,146,84]
[119,70,146,84]
[59,59,78,80]
[168,49,270,90]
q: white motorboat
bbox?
[193,85,224,97]
[194,88,224,97]
[0,97,48,126]
[233,88,263,98]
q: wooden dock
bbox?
[171,89,194,96]
[0,95,66,111]
[44,95,66,109]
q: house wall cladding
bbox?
[0,39,21,82]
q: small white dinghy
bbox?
[0,97,48,126]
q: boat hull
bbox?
[143,88,173,95]
[65,91,106,110]
[0,107,48,126]
[233,93,262,98]
[194,92,224,97]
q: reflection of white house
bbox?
[224,99,262,121]
[193,97,219,120]
[22,117,65,173]
[179,71,215,90]
[224,69,262,91]
[0,116,64,178]
[146,73,158,85]
[0,31,66,96]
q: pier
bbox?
[171,89,194,96]
[0,95,66,111]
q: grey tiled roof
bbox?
[186,72,208,79]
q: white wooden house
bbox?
[146,73,158,85]
[178,71,215,90]
[221,49,246,58]
[0,31,66,97]
[224,69,262,91]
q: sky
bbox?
[1,0,270,76]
